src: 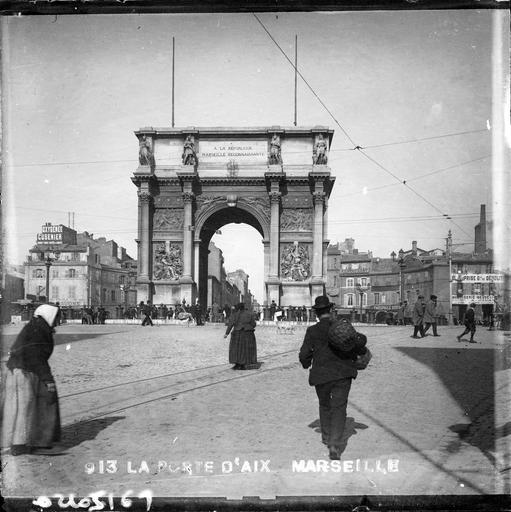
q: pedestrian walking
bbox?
[423,295,440,336]
[270,300,277,321]
[141,301,153,326]
[298,296,359,461]
[223,303,258,370]
[411,295,425,338]
[2,305,62,456]
[194,301,204,326]
[457,302,477,343]
[396,302,405,326]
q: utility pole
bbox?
[447,230,453,325]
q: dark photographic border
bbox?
[1,1,509,511]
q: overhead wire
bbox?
[337,154,490,198]
[252,13,487,240]
[252,13,357,148]
[356,149,473,237]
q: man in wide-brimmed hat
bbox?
[411,295,425,339]
[299,296,359,461]
[423,295,440,337]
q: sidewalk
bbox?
[2,324,509,499]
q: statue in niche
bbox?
[312,133,328,165]
[153,243,183,281]
[281,241,310,281]
[138,135,153,166]
[154,209,184,230]
[280,209,312,231]
[268,133,282,165]
[182,135,197,166]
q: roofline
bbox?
[135,126,335,145]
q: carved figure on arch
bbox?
[239,196,271,222]
[182,135,198,166]
[281,241,311,281]
[153,243,183,281]
[153,209,184,230]
[138,135,153,166]
[313,133,328,165]
[268,133,282,165]
[280,209,312,231]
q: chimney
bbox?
[475,204,487,254]
[412,241,417,254]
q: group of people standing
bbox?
[138,300,204,326]
[269,300,309,322]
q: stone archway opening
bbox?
[197,207,266,311]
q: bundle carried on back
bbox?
[328,318,372,370]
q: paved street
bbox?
[1,322,510,500]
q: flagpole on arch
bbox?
[294,34,297,126]
[172,36,175,127]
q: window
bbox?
[120,275,125,285]
[51,286,59,300]
[111,290,116,302]
[362,293,368,306]
[346,294,354,306]
[334,276,338,287]
[102,288,106,303]
[68,268,76,278]
[68,286,76,299]
[52,269,59,278]
[346,278,354,288]
[381,294,386,304]
[374,293,380,305]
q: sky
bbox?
[2,10,496,302]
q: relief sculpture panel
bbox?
[238,196,270,222]
[280,209,312,231]
[280,241,311,281]
[153,209,184,230]
[153,242,183,281]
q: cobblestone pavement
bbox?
[1,322,510,500]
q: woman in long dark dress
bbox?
[224,303,258,370]
[2,304,61,455]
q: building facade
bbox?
[325,205,506,323]
[24,223,137,318]
[206,241,243,311]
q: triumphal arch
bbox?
[132,126,335,307]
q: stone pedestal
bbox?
[267,164,283,173]
[266,280,281,305]
[152,283,183,305]
[310,278,325,301]
[179,280,196,305]
[136,281,152,303]
[280,281,311,307]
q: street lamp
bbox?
[39,249,60,303]
[120,283,130,311]
[355,283,366,322]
